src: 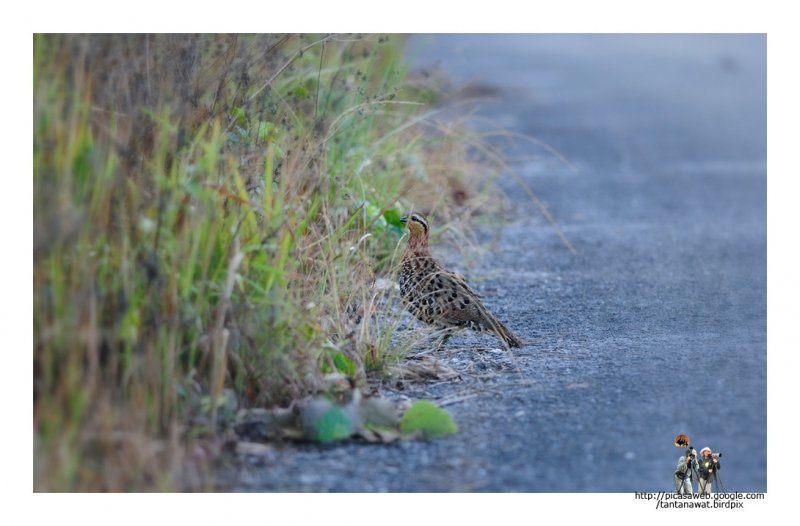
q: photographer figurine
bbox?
[697,446,722,495]
[675,447,697,495]
[675,447,697,494]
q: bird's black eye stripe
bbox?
[412,214,428,234]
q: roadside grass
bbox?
[33,34,501,491]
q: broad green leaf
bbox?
[383,208,404,227]
[400,400,458,439]
[314,406,353,442]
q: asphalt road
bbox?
[224,34,766,492]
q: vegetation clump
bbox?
[33,34,495,491]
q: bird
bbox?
[397,212,526,348]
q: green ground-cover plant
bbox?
[33,34,497,491]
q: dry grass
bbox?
[33,33,504,491]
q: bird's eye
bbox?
[411,215,427,234]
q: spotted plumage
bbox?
[398,212,525,348]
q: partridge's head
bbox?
[399,212,429,242]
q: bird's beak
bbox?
[399,216,407,223]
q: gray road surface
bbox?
[223,34,766,492]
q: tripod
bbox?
[714,469,726,493]
[689,461,700,494]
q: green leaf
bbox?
[315,406,353,442]
[231,107,246,125]
[363,202,387,233]
[400,400,458,439]
[333,353,356,375]
[294,85,309,98]
[383,208,404,227]
[364,202,381,219]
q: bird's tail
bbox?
[492,319,526,348]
